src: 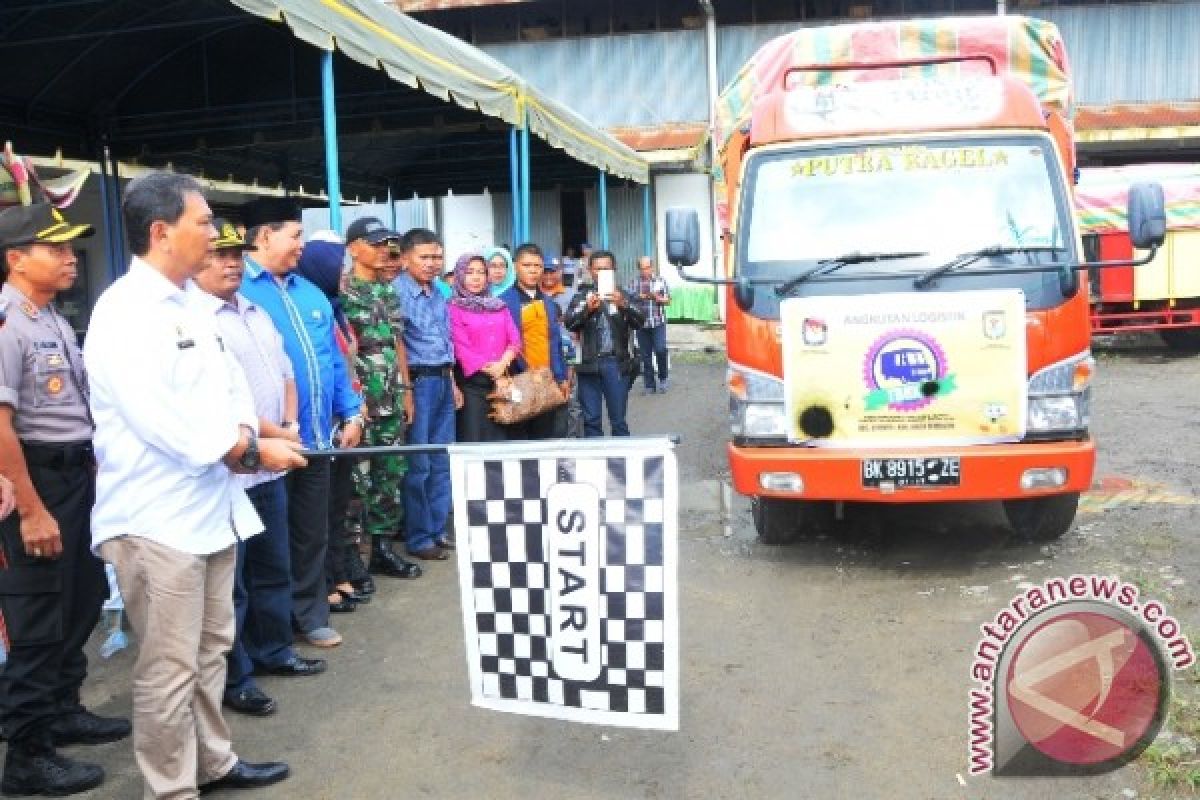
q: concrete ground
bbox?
[37,335,1200,798]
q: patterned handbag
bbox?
[488,366,566,425]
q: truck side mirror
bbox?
[1128,182,1166,250]
[665,208,700,268]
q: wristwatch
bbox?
[342,414,365,430]
[238,426,261,470]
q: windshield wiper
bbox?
[775,251,928,296]
[913,245,1065,289]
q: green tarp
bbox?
[667,285,719,323]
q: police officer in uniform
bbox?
[0,204,130,796]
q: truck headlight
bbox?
[1026,352,1093,434]
[729,364,786,440]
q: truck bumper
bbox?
[729,439,1095,503]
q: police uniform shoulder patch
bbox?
[19,300,37,319]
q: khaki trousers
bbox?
[99,537,238,800]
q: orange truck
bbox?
[665,16,1165,543]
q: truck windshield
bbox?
[736,135,1076,318]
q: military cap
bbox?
[0,203,93,249]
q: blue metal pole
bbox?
[509,125,520,246]
[96,153,118,283]
[519,113,531,244]
[598,170,609,250]
[321,50,343,233]
[642,181,653,260]
[104,146,127,272]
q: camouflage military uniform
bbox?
[341,275,407,539]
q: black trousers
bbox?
[456,370,508,443]
[0,451,105,742]
[285,459,331,634]
[325,455,357,590]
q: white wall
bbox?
[439,192,495,261]
[654,172,716,286]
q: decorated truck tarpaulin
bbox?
[780,289,1028,447]
[1076,163,1200,235]
[450,438,680,731]
[709,15,1072,225]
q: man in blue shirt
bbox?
[238,199,364,648]
[393,229,460,560]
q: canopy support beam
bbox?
[509,125,520,247]
[642,182,653,260]
[598,170,609,250]
[321,50,342,232]
[96,146,121,283]
[104,143,127,273]
[519,114,530,244]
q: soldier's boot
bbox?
[344,541,375,596]
[369,535,423,579]
[1,725,104,797]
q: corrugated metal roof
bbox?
[1076,103,1200,130]
[610,124,706,152]
[608,104,1200,154]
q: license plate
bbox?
[861,456,961,488]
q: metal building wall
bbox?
[584,185,647,285]
[480,5,1200,125]
[490,190,563,252]
[1038,3,1200,104]
[482,32,708,127]
[492,192,515,249]
[530,189,564,254]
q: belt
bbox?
[22,441,94,469]
[410,364,454,378]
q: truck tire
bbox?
[1003,493,1080,542]
[751,497,835,545]
[1160,328,1200,352]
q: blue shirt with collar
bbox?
[393,272,454,367]
[240,256,362,449]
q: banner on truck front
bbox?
[780,289,1027,447]
[450,439,680,731]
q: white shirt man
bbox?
[84,172,304,799]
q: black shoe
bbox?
[370,538,424,578]
[259,656,327,678]
[350,575,376,596]
[222,687,277,717]
[434,534,456,551]
[47,710,131,746]
[408,545,448,561]
[199,760,289,793]
[2,731,104,796]
[328,596,357,613]
[336,588,370,605]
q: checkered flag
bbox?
[450,438,679,730]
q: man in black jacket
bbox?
[563,251,645,437]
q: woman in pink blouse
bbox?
[450,253,522,442]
